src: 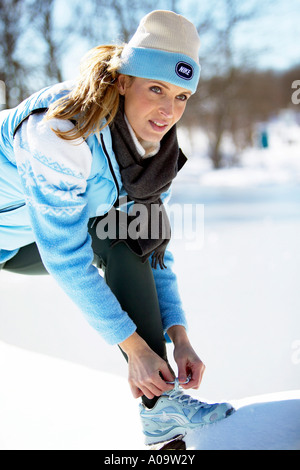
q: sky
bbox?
[175,0,300,71]
[60,0,300,80]
[227,0,300,71]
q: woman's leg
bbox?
[2,219,169,407]
[1,243,48,275]
[88,217,169,408]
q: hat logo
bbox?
[175,62,194,80]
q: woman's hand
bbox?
[119,332,174,400]
[167,326,206,390]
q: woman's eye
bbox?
[150,86,162,94]
[149,86,188,101]
[177,94,188,101]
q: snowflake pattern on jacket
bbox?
[5,112,187,345]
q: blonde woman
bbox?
[0,11,234,445]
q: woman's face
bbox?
[117,75,191,143]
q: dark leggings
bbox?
[1,218,168,408]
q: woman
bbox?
[0,10,233,445]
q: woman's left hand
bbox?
[167,325,206,390]
[173,342,205,389]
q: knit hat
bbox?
[118,10,201,94]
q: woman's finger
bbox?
[130,384,144,399]
[182,361,206,389]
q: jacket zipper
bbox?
[100,133,120,202]
[0,202,26,213]
[90,133,121,230]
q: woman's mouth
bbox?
[149,120,168,132]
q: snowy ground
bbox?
[0,341,299,450]
[1,115,300,450]
[186,390,300,450]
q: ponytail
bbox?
[45,44,124,141]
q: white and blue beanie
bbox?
[118,10,201,94]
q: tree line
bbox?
[183,65,300,168]
[0,0,298,167]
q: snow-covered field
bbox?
[0,341,299,450]
[1,113,300,450]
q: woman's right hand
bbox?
[119,332,174,399]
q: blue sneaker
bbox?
[140,378,235,446]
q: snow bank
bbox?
[0,340,144,450]
[178,112,300,189]
[198,142,300,188]
[0,341,299,450]
[186,391,300,450]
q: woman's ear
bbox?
[117,74,127,95]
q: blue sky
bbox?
[179,0,300,71]
[61,0,300,80]
[232,0,300,70]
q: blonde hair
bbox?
[45,44,124,141]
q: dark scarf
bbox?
[109,97,187,269]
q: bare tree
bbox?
[0,0,30,107]
[0,80,6,109]
[187,0,273,168]
[75,0,184,45]
[0,0,66,105]
[1,0,291,165]
[28,0,66,85]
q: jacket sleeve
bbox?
[13,113,137,345]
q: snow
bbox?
[0,340,299,450]
[1,111,300,450]
[177,111,300,188]
[186,391,300,450]
[0,341,144,450]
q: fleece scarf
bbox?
[109,97,187,269]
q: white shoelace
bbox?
[165,377,209,411]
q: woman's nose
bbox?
[159,98,174,118]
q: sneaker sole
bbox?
[148,434,186,450]
[144,406,236,446]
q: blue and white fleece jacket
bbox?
[0,83,187,345]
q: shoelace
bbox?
[165,377,210,410]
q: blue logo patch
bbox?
[175,62,194,80]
